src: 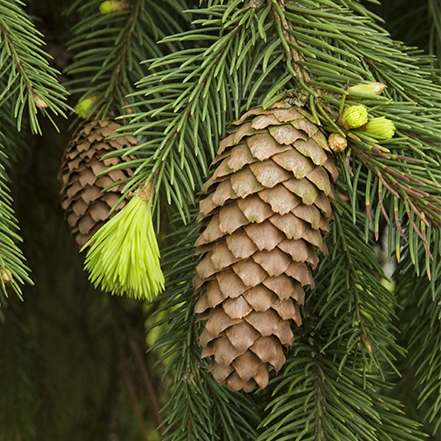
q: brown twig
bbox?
[112,311,150,439]
[269,0,310,83]
[122,315,164,427]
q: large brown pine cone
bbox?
[194,103,338,392]
[58,120,137,247]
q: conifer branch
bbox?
[258,331,423,441]
[231,1,441,279]
[268,0,309,85]
[112,2,280,222]
[0,89,27,161]
[0,133,33,302]
[375,0,441,68]
[350,140,441,229]
[313,192,400,374]
[0,0,439,439]
[152,218,261,441]
[395,232,441,434]
[153,223,218,440]
[66,0,184,120]
[0,0,69,134]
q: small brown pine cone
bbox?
[194,103,338,392]
[58,120,137,248]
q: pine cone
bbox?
[194,103,338,392]
[59,120,137,248]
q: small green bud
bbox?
[83,184,165,300]
[75,96,96,119]
[339,105,369,130]
[328,132,347,153]
[365,117,396,140]
[99,1,129,14]
[348,82,386,95]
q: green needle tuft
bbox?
[365,116,396,140]
[340,105,369,130]
[82,189,164,300]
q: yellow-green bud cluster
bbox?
[341,105,369,129]
[336,82,396,141]
[365,117,396,140]
[75,97,95,119]
[83,193,165,300]
[99,1,129,14]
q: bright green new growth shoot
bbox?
[366,116,396,140]
[82,184,164,300]
[99,1,129,15]
[340,105,369,129]
[75,97,96,119]
[348,82,387,95]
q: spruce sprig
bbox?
[395,230,441,434]
[0,80,27,161]
[152,218,261,441]
[263,0,441,269]
[0,0,69,134]
[313,190,401,376]
[106,2,285,222]
[109,0,441,261]
[0,132,33,302]
[257,325,423,441]
[372,0,441,69]
[66,0,187,120]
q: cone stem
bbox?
[269,0,310,84]
[140,182,153,204]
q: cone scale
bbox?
[194,103,338,392]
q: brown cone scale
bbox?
[194,103,337,392]
[58,120,137,247]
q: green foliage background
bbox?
[0,0,440,440]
